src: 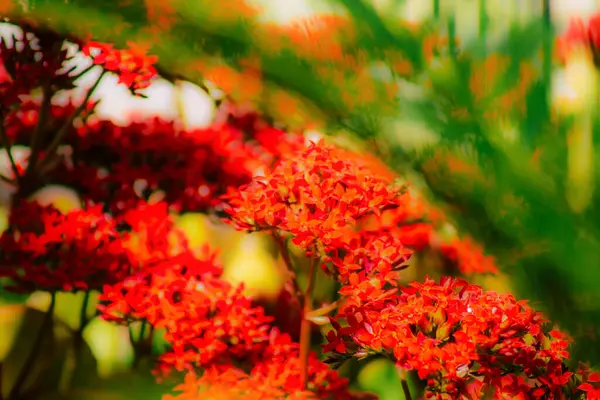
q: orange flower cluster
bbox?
[328,276,574,399]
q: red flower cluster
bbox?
[327,276,574,399]
[166,330,355,400]
[0,201,130,292]
[223,142,403,257]
[97,202,355,399]
[82,41,158,94]
[4,100,305,213]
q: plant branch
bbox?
[36,70,106,174]
[78,290,91,332]
[25,83,52,178]
[0,174,13,185]
[299,252,320,390]
[274,232,304,303]
[0,114,21,184]
[132,320,151,369]
[401,379,413,400]
[7,293,56,400]
[397,366,413,400]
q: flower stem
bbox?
[132,321,150,369]
[274,233,303,302]
[7,293,56,400]
[0,112,20,184]
[397,366,413,400]
[36,70,106,174]
[74,290,91,358]
[24,83,52,178]
[78,291,91,332]
[299,253,319,390]
[541,0,552,89]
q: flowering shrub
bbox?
[1,8,600,400]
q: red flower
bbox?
[0,201,131,292]
[82,41,158,94]
[326,276,572,398]
[223,140,402,251]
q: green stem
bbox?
[433,0,440,21]
[36,70,106,174]
[299,253,319,390]
[401,380,412,400]
[7,293,56,400]
[397,366,413,400]
[132,321,148,369]
[78,291,91,332]
[448,13,457,59]
[478,0,488,40]
[274,233,303,302]
[73,290,91,361]
[542,0,552,89]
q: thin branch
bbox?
[274,232,304,302]
[0,114,21,184]
[71,63,98,81]
[36,70,106,174]
[8,293,56,400]
[25,83,53,177]
[397,366,413,400]
[401,379,413,400]
[299,253,320,390]
[0,173,14,185]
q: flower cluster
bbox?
[82,41,158,94]
[327,276,574,399]
[4,99,305,213]
[0,200,130,292]
[166,330,355,400]
[224,139,589,398]
[224,142,403,260]
[97,202,356,399]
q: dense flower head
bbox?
[0,200,131,292]
[323,227,412,284]
[223,140,403,250]
[165,329,357,400]
[326,276,572,399]
[4,100,304,213]
[82,41,158,94]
